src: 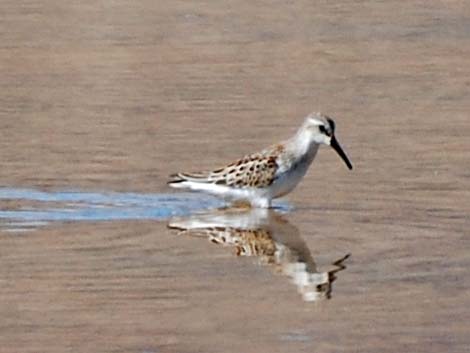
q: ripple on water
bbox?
[0,188,294,232]
[0,187,227,232]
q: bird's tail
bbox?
[167,172,211,189]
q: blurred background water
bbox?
[1,1,469,352]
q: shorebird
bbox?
[168,112,353,208]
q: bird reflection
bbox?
[168,208,350,302]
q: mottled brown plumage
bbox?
[170,145,284,189]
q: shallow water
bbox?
[169,208,350,302]
[0,187,225,231]
[1,0,470,352]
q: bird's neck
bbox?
[287,126,319,160]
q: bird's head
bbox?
[304,112,353,170]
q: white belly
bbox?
[270,158,313,198]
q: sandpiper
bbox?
[168,112,353,208]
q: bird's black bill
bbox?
[330,136,353,170]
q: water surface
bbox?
[0,187,225,231]
[1,0,469,352]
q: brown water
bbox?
[1,1,470,352]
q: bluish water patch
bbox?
[0,187,226,231]
[0,187,293,232]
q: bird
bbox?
[168,112,353,208]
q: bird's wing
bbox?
[168,149,281,189]
[208,152,280,188]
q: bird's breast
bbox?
[271,156,314,198]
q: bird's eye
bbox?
[319,125,327,134]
